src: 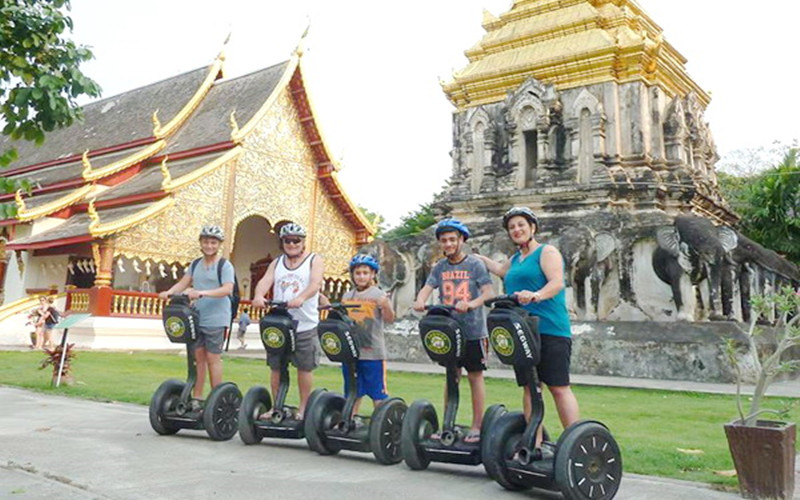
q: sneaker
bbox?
[188,399,204,413]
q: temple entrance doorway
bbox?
[231,215,280,300]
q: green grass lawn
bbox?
[1,350,797,490]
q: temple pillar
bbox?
[90,238,115,316]
[0,239,8,305]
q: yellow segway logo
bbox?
[424,330,451,355]
[490,327,514,357]
[262,327,285,349]
[165,317,185,339]
[320,332,341,356]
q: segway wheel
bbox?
[304,390,344,455]
[369,398,407,465]
[554,421,622,500]
[400,400,438,470]
[204,382,242,441]
[483,412,530,491]
[238,386,272,445]
[480,404,507,475]
[149,379,185,435]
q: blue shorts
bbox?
[342,360,388,401]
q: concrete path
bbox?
[0,387,747,500]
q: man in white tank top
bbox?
[253,223,324,419]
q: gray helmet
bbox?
[199,224,225,241]
[502,207,539,230]
[279,223,307,239]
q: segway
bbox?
[304,302,407,465]
[238,301,312,444]
[149,294,242,440]
[401,305,508,471]
[482,295,622,499]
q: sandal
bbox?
[464,429,481,444]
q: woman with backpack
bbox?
[34,296,60,350]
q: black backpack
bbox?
[48,306,61,325]
[190,257,240,323]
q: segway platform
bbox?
[482,296,622,499]
[401,305,507,471]
[305,303,407,465]
[239,302,307,444]
[149,295,242,441]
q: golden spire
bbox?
[218,32,231,62]
[229,110,240,141]
[87,199,99,230]
[14,189,26,213]
[152,110,162,137]
[81,150,93,178]
[160,156,172,190]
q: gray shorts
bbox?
[195,327,226,355]
[267,328,320,372]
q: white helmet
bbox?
[279,223,306,238]
[199,224,224,241]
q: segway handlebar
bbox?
[318,303,359,311]
[485,295,521,307]
[265,300,289,309]
[424,304,457,311]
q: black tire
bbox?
[204,383,242,441]
[483,412,530,491]
[149,379,184,435]
[400,400,438,470]
[304,390,344,455]
[238,386,272,445]
[554,421,622,500]
[369,398,407,465]
[480,404,507,476]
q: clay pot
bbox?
[724,419,796,499]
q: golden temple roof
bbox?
[443,0,710,109]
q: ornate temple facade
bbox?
[0,45,372,336]
[380,0,798,323]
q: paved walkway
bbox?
[0,387,747,500]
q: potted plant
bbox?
[724,286,799,500]
[40,343,77,386]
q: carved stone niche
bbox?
[663,96,688,165]
[565,89,607,185]
[505,78,550,189]
[463,106,492,194]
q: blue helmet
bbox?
[435,217,470,241]
[349,253,380,273]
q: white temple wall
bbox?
[23,255,69,291]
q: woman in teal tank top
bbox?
[476,207,580,452]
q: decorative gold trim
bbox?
[91,242,101,266]
[151,110,161,137]
[14,190,26,213]
[16,184,94,222]
[229,111,240,142]
[89,197,175,238]
[153,51,226,139]
[82,140,166,182]
[159,156,172,189]
[163,146,243,192]
[82,150,92,178]
[87,199,100,232]
[232,56,299,143]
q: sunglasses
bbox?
[282,238,302,245]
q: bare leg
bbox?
[44,328,54,348]
[548,385,580,429]
[194,347,207,399]
[297,369,313,418]
[34,326,44,349]
[466,371,485,432]
[206,352,223,389]
[270,369,280,402]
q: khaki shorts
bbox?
[267,328,320,371]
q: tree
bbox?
[0,0,101,217]
[736,148,800,263]
[357,205,385,237]
[382,202,436,241]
